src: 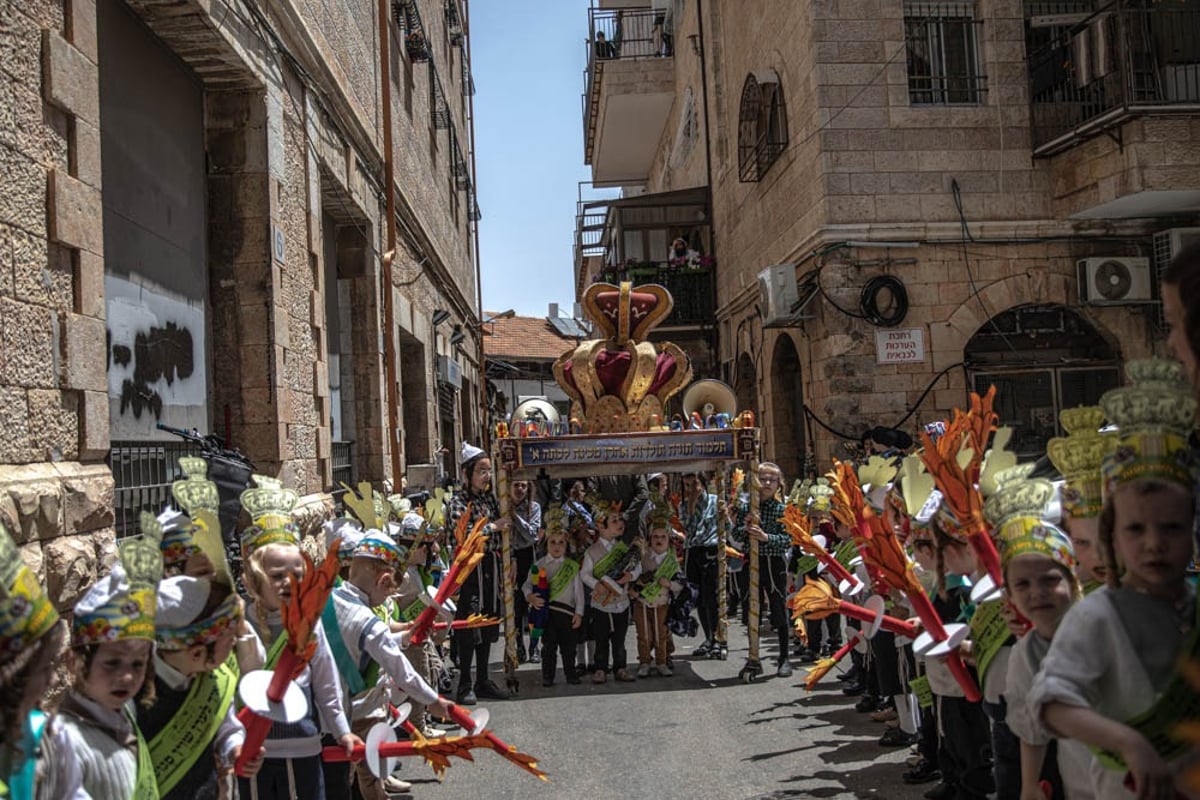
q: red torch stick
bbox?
[905,589,982,702]
[235,647,303,776]
[833,600,920,640]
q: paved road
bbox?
[398,623,931,800]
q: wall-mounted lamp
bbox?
[450,325,466,346]
[432,309,451,327]
[482,309,515,325]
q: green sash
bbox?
[909,675,934,710]
[148,662,236,796]
[968,600,1013,687]
[264,631,289,670]
[638,553,680,604]
[321,598,380,693]
[399,595,426,623]
[593,542,629,579]
[1095,598,1200,771]
[549,559,580,602]
[127,709,160,800]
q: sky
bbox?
[471,0,597,319]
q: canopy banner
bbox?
[498,429,756,474]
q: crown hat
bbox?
[644,493,674,530]
[807,478,835,517]
[157,508,197,571]
[1046,406,1118,519]
[588,494,624,522]
[983,465,1076,572]
[73,512,164,647]
[240,475,301,557]
[353,530,408,570]
[155,575,240,651]
[1100,359,1198,499]
[0,520,60,663]
[543,505,568,538]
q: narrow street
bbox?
[416,623,928,800]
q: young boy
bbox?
[523,508,585,687]
[325,530,454,800]
[141,573,260,799]
[630,510,682,677]
[581,499,641,683]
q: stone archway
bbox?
[964,303,1119,458]
[768,334,805,483]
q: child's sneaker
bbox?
[615,667,636,682]
[636,663,651,678]
[591,669,607,684]
[657,664,673,677]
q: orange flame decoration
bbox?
[787,577,841,640]
[828,460,866,532]
[917,387,998,536]
[282,541,343,667]
[858,519,922,601]
[403,732,548,782]
[449,509,490,591]
[729,468,745,507]
[803,633,862,691]
[782,504,815,549]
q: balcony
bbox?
[1029,1,1200,156]
[592,261,715,327]
[582,5,676,186]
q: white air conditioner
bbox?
[436,355,462,389]
[1077,257,1154,305]
[758,264,799,328]
[1153,227,1200,272]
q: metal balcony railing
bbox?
[332,440,355,491]
[582,6,674,162]
[109,439,204,538]
[1028,0,1200,154]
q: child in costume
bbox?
[630,514,682,678]
[732,462,794,678]
[140,572,258,800]
[995,483,1091,800]
[326,529,453,800]
[1032,360,1200,799]
[581,499,641,683]
[508,479,542,663]
[391,510,448,736]
[522,509,584,687]
[39,519,163,799]
[0,522,66,800]
[237,476,360,800]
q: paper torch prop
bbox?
[781,505,864,596]
[235,541,342,776]
[405,507,490,647]
[918,387,1006,604]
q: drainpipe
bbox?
[378,0,404,487]
[695,0,719,371]
[465,0,488,450]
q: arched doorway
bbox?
[768,335,805,482]
[965,304,1119,459]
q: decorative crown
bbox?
[1100,359,1198,497]
[341,481,387,530]
[588,494,624,521]
[807,478,835,516]
[977,428,1018,498]
[0,521,59,663]
[644,493,674,529]
[240,475,300,556]
[898,455,935,517]
[543,505,568,537]
[787,478,813,509]
[551,281,693,433]
[72,513,164,647]
[1047,406,1117,519]
[983,464,1048,527]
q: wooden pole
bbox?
[714,466,728,656]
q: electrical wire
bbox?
[860,275,909,327]
[951,178,1018,353]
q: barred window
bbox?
[738,70,789,182]
[905,2,987,104]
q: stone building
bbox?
[576,0,1200,479]
[481,306,585,426]
[1,0,483,608]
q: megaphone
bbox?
[681,379,737,428]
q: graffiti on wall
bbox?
[106,274,207,437]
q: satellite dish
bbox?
[1094,259,1132,300]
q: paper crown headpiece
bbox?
[858,456,898,511]
[786,478,812,510]
[1100,359,1198,497]
[898,455,935,518]
[155,575,240,651]
[240,475,300,556]
[983,467,1075,571]
[552,281,693,433]
[588,495,624,521]
[1046,406,1118,519]
[73,512,164,647]
[644,494,675,529]
[157,508,196,571]
[977,428,1018,499]
[807,478,835,516]
[341,481,387,530]
[171,457,232,583]
[0,520,60,663]
[543,505,568,538]
[353,530,407,569]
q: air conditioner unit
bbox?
[758,264,799,328]
[1077,257,1153,305]
[1153,227,1200,272]
[436,355,462,389]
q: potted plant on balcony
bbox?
[406,30,430,62]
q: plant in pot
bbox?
[406,31,430,62]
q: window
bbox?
[737,70,788,182]
[670,87,698,168]
[905,2,987,104]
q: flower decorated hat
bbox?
[0,520,60,664]
[1100,359,1198,498]
[155,574,240,652]
[352,529,408,570]
[240,474,301,557]
[984,464,1075,573]
[1046,406,1118,520]
[73,512,164,647]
